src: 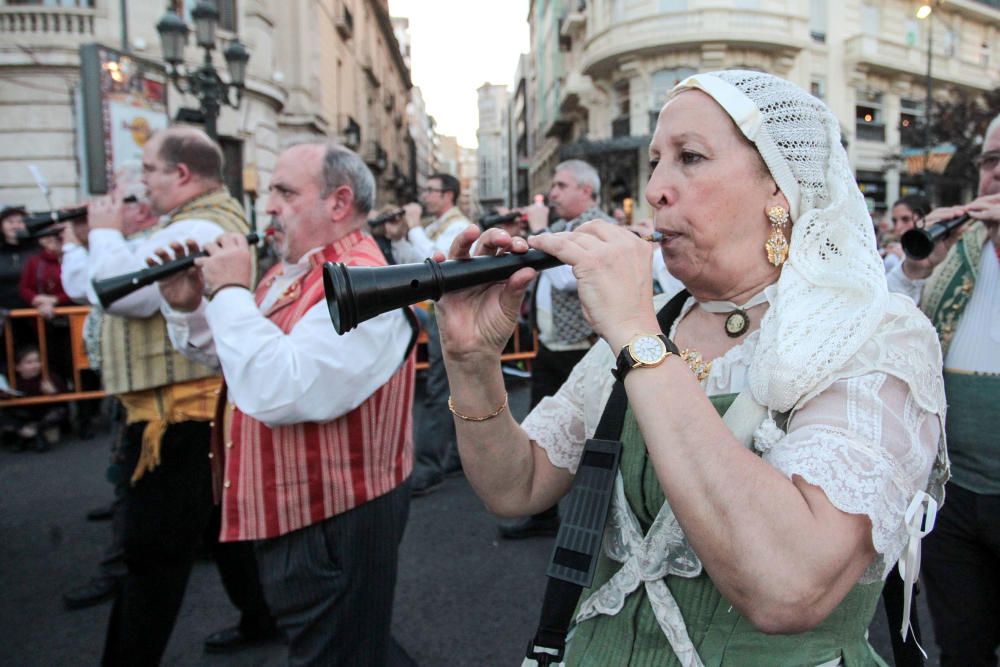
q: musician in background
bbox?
[86,126,274,665]
[383,173,475,496]
[886,114,1000,666]
[59,165,155,609]
[498,159,615,540]
[156,142,417,666]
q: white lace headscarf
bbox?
[668,70,888,413]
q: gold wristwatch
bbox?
[612,333,678,382]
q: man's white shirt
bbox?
[886,240,1000,373]
[390,206,472,264]
[161,247,411,427]
[86,218,224,317]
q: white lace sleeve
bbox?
[521,342,617,474]
[762,371,941,581]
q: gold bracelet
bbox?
[448,393,508,422]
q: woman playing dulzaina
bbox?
[434,71,948,665]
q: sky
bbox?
[387,0,530,148]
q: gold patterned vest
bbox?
[100,188,250,395]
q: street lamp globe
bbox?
[191,0,220,50]
[155,11,188,66]
[224,40,250,88]
[916,4,933,19]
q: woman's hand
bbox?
[528,221,658,350]
[435,225,535,365]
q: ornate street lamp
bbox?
[156,1,250,141]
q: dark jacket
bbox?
[0,238,37,309]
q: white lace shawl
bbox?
[521,293,946,662]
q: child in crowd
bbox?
[1,345,66,452]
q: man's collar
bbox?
[433,207,462,223]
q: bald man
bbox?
[86,126,274,665]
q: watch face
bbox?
[630,335,665,365]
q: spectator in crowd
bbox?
[0,205,35,309]
[383,172,475,496]
[0,205,38,373]
[19,231,73,383]
[19,232,70,318]
[883,194,931,273]
[0,344,66,452]
[886,113,1000,666]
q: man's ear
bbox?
[328,185,356,222]
[175,163,193,187]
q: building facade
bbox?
[0,0,415,218]
[526,0,1000,221]
[509,53,533,207]
[476,82,510,211]
[407,85,436,200]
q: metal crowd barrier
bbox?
[0,305,102,407]
[0,305,539,406]
[413,322,538,372]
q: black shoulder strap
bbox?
[524,289,690,666]
[401,306,421,362]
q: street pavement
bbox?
[0,375,941,666]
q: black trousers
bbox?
[102,420,214,666]
[101,419,276,665]
[413,313,456,478]
[254,482,411,667]
[922,482,1000,667]
[203,506,275,635]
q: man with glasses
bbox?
[887,114,1000,666]
[384,173,474,496]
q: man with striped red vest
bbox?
[157,142,417,666]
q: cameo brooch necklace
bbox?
[697,290,769,338]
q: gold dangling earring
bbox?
[765,205,790,267]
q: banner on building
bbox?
[80,44,169,194]
[901,144,957,176]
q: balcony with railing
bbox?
[582,8,808,76]
[855,120,887,143]
[0,2,95,46]
[844,33,999,91]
